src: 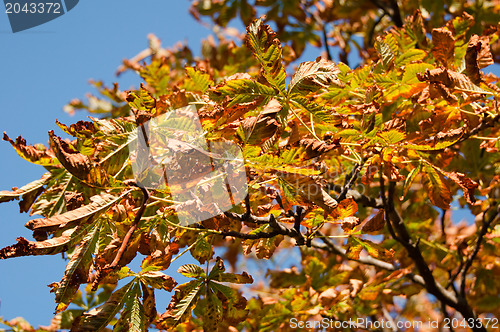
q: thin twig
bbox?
[459,206,499,296]
[322,25,332,61]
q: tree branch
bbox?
[383,181,485,331]
[222,209,305,244]
[336,162,363,202]
[459,205,499,296]
[322,25,332,61]
[92,185,150,290]
[327,184,384,208]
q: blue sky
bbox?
[0,1,216,326]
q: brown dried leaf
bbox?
[341,216,360,231]
[431,28,455,66]
[0,227,78,259]
[465,34,494,84]
[349,279,364,298]
[3,132,59,166]
[279,172,338,213]
[361,209,385,233]
[25,191,128,231]
[296,138,340,160]
[442,171,479,204]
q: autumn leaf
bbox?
[48,131,108,186]
[361,209,386,233]
[178,264,206,279]
[0,223,95,259]
[0,173,50,204]
[345,237,363,260]
[279,172,338,213]
[113,283,146,332]
[331,198,358,221]
[157,280,203,327]
[53,221,101,313]
[341,216,360,232]
[439,170,479,204]
[139,270,177,291]
[288,57,343,94]
[3,132,59,166]
[244,18,286,94]
[25,191,130,232]
[465,34,494,84]
[431,28,455,67]
[422,164,452,209]
[71,279,137,331]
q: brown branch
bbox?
[322,25,332,61]
[459,205,499,296]
[383,181,485,331]
[92,185,150,290]
[336,162,363,202]
[458,114,500,145]
[327,184,383,208]
[313,233,396,271]
[370,0,402,28]
[222,210,305,244]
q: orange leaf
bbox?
[331,198,358,220]
[422,165,452,209]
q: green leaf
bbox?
[395,49,427,67]
[127,84,156,112]
[216,272,254,284]
[185,67,213,93]
[403,162,422,197]
[170,281,203,322]
[375,38,395,69]
[177,264,206,278]
[139,58,170,95]
[113,282,145,332]
[290,95,331,122]
[54,221,101,313]
[402,63,434,84]
[203,288,223,331]
[209,281,238,301]
[378,130,406,144]
[244,18,286,94]
[72,279,137,332]
[404,134,462,151]
[190,235,214,264]
[211,78,275,107]
[30,170,73,218]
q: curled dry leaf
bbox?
[3,132,59,166]
[465,34,494,84]
[295,138,341,160]
[341,216,360,231]
[442,171,479,204]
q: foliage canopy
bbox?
[1,1,500,331]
